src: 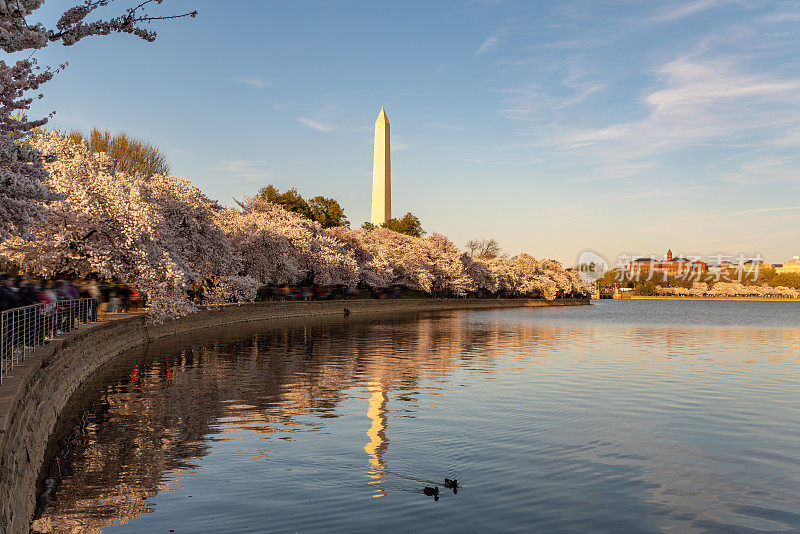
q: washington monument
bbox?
[371,107,391,225]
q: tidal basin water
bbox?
[33,300,800,533]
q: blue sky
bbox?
[22,0,800,264]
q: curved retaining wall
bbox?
[0,298,587,532]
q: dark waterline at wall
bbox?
[33,301,800,533]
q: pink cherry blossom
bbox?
[0,1,195,243]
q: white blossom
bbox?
[0,1,195,242]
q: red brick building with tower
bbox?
[627,249,708,278]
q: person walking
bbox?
[39,284,58,338]
[86,280,101,321]
[17,277,37,346]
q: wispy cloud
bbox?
[476,28,510,55]
[647,0,722,24]
[679,205,800,223]
[392,137,410,152]
[619,185,709,201]
[558,69,607,108]
[761,7,800,23]
[775,127,800,147]
[646,58,800,114]
[426,122,471,131]
[298,106,337,133]
[722,156,800,185]
[725,205,800,216]
[539,37,611,50]
[298,117,334,132]
[553,56,800,153]
[496,73,606,122]
[219,160,270,182]
[464,0,504,6]
[572,161,656,182]
[237,76,271,88]
[481,0,800,244]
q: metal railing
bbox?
[1,298,97,384]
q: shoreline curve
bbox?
[0,298,588,533]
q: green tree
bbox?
[308,196,349,228]
[770,272,800,289]
[69,128,171,177]
[256,185,349,227]
[276,188,312,219]
[597,269,621,288]
[634,281,656,296]
[381,212,425,237]
[257,185,312,219]
[257,184,282,203]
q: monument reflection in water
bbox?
[33,301,800,533]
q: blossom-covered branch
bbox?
[0,0,197,52]
[0,0,195,245]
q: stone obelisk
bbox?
[371,107,391,225]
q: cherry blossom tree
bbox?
[706,282,789,297]
[506,254,551,299]
[0,2,596,319]
[462,255,497,294]
[1,132,235,318]
[656,285,689,296]
[217,207,305,287]
[359,227,436,293]
[424,233,473,295]
[0,1,195,242]
[483,257,521,295]
[325,225,394,288]
[0,60,59,240]
[226,197,359,288]
[689,282,708,296]
[771,285,800,298]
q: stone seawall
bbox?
[0,298,588,532]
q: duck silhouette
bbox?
[444,478,458,493]
[423,486,439,500]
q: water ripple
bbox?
[30,300,800,533]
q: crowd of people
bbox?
[3,274,585,316]
[0,275,147,315]
[1,276,149,349]
[0,276,96,349]
[1,275,153,372]
[1,275,95,313]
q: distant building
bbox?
[706,260,735,278]
[626,249,707,277]
[775,256,800,275]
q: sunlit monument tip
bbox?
[371,107,391,225]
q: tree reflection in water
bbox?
[33,311,562,533]
[30,303,800,533]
